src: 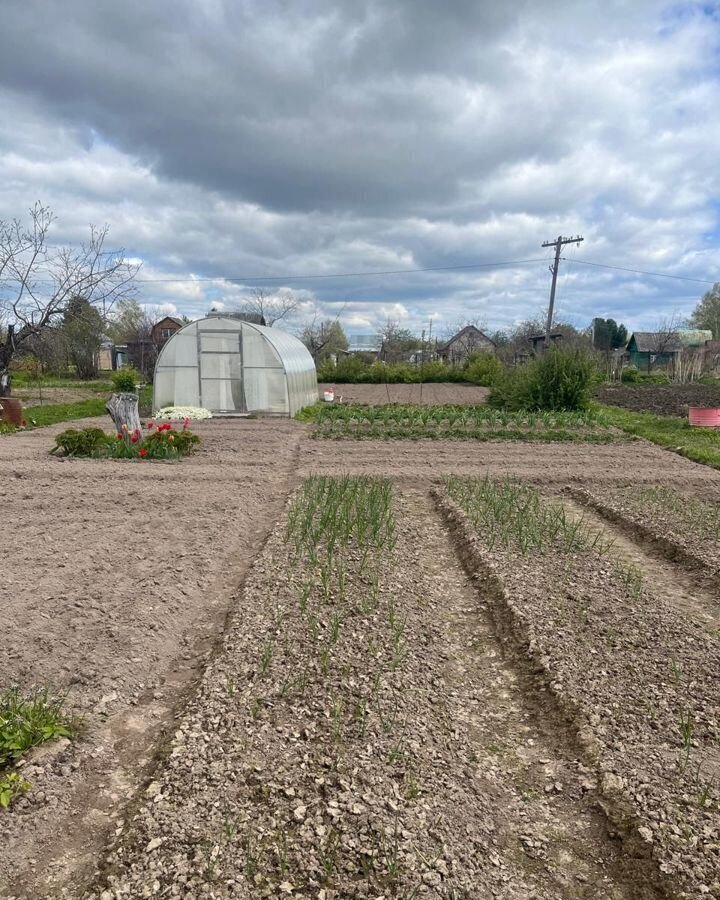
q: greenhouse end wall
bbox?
[153,316,318,417]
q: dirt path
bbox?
[559,494,720,635]
[0,419,306,899]
[395,486,662,899]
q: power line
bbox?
[567,258,717,285]
[133,258,550,283]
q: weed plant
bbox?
[0,688,81,809]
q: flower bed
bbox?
[155,405,213,421]
[51,419,200,460]
[436,477,720,899]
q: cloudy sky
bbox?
[1,0,718,337]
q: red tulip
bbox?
[131,433,139,443]
[117,433,123,440]
[139,448,147,458]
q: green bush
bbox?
[317,356,471,384]
[489,348,595,411]
[51,427,110,457]
[463,352,503,386]
[111,368,140,393]
[620,367,671,385]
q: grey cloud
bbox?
[0,0,718,334]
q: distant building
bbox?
[626,330,711,370]
[528,332,563,355]
[151,316,183,347]
[438,325,495,365]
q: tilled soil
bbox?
[436,487,720,898]
[14,387,104,406]
[318,383,490,405]
[4,406,720,898]
[0,418,306,899]
[80,484,661,899]
[596,384,720,417]
[570,486,720,584]
[300,435,720,485]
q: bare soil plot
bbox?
[82,479,661,899]
[596,384,720,417]
[0,418,306,899]
[436,479,720,898]
[318,382,490,405]
[13,386,104,406]
[300,434,720,486]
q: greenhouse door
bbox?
[197,329,247,414]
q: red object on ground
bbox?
[0,397,23,426]
[688,407,720,428]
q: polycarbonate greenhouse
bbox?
[153,315,318,416]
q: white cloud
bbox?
[0,1,718,336]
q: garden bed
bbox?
[0,417,306,899]
[435,477,720,899]
[596,384,720,418]
[309,403,620,442]
[569,484,720,582]
[82,478,667,899]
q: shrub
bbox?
[463,352,503,386]
[317,357,468,384]
[489,348,595,411]
[621,367,671,385]
[111,368,140,393]
[52,427,110,457]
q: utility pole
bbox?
[541,234,584,348]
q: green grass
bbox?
[22,397,108,428]
[601,405,720,469]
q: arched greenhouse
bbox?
[153,315,318,416]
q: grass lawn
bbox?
[601,405,720,469]
[23,397,109,427]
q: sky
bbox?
[1,0,719,338]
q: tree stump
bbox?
[106,392,141,437]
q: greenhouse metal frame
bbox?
[153,315,318,417]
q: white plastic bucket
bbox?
[323,389,335,402]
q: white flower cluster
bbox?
[155,406,213,421]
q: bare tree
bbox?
[240,287,299,327]
[301,314,348,362]
[0,204,139,392]
[644,314,685,373]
